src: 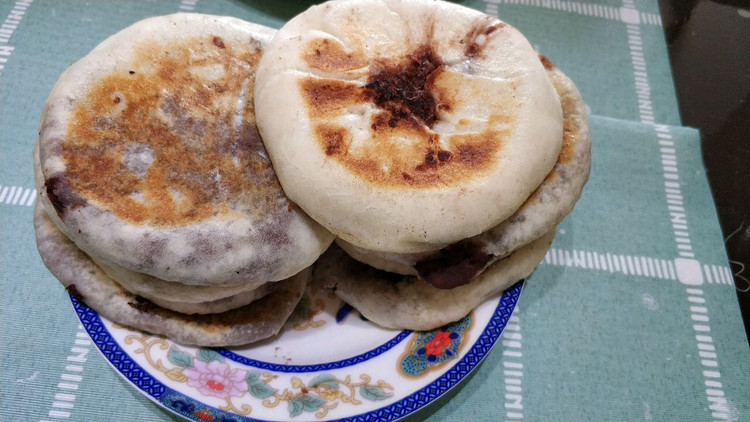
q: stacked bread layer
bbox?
[34,14,333,346]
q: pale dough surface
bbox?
[38,14,332,286]
[255,0,562,253]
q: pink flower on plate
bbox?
[183,360,248,399]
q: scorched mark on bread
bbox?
[302,38,367,72]
[212,36,226,49]
[462,17,505,58]
[65,284,85,301]
[539,54,555,71]
[128,295,158,313]
[414,241,492,289]
[62,35,288,227]
[299,43,510,188]
[364,45,443,128]
[299,79,362,118]
[315,124,349,156]
[44,175,86,215]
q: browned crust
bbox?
[413,55,587,289]
[295,13,517,189]
[59,35,285,226]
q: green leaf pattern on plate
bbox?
[196,348,224,363]
[288,393,327,417]
[308,374,340,391]
[360,384,393,401]
[167,345,193,368]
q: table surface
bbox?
[658,0,750,345]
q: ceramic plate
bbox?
[72,280,523,421]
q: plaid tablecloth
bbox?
[1,1,748,421]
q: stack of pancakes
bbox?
[35,0,590,346]
[254,0,590,330]
[33,14,333,347]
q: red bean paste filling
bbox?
[362,44,495,288]
[364,45,442,128]
[414,242,493,289]
[45,175,86,216]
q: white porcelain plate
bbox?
[72,280,523,421]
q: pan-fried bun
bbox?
[118,282,280,316]
[33,143,275,309]
[91,258,279,314]
[34,201,307,347]
[37,13,333,286]
[90,256,270,304]
[316,231,554,331]
[255,0,562,254]
[336,57,590,289]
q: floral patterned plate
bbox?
[72,279,523,421]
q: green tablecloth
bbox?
[2,1,748,421]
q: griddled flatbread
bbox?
[33,145,269,307]
[337,57,590,288]
[92,257,278,314]
[317,230,555,331]
[255,0,562,254]
[91,257,270,305]
[34,201,307,347]
[37,13,333,286]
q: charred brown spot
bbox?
[364,45,443,128]
[315,124,349,156]
[301,43,509,189]
[300,78,363,118]
[416,148,452,171]
[451,132,502,170]
[44,175,86,215]
[212,36,226,49]
[65,284,85,301]
[302,38,367,72]
[414,241,493,289]
[463,18,504,58]
[456,144,487,165]
[128,296,158,313]
[539,54,555,70]
[425,150,437,166]
[437,150,452,162]
[556,77,578,165]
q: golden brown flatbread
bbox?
[36,13,333,286]
[255,0,563,254]
[34,201,308,347]
[337,57,590,288]
[316,231,555,331]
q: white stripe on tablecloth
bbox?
[540,248,734,289]
[0,185,36,206]
[42,325,91,421]
[484,0,735,416]
[484,0,661,26]
[179,0,197,11]
[0,185,10,202]
[502,312,524,421]
[10,184,24,204]
[622,1,730,418]
[0,0,33,77]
